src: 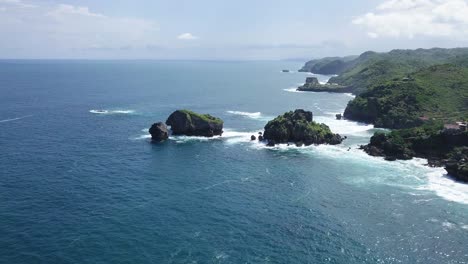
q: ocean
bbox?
[0,60,467,263]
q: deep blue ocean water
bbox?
[0,60,467,264]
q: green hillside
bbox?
[344,64,468,129]
[300,47,468,95]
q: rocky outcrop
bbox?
[166,110,223,137]
[336,114,342,120]
[149,122,169,142]
[263,109,343,146]
[362,127,468,182]
[445,147,468,182]
[305,77,319,85]
[297,77,353,93]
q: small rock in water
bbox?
[336,113,342,120]
[251,135,256,140]
[258,135,264,141]
[149,122,169,142]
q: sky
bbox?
[1,0,468,59]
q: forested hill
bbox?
[343,64,468,129]
[300,47,468,94]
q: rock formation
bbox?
[149,122,169,142]
[263,109,343,146]
[166,110,223,137]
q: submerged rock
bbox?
[263,109,343,146]
[166,110,223,137]
[149,122,169,142]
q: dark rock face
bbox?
[149,122,169,142]
[445,147,468,182]
[263,109,343,146]
[166,110,223,137]
[305,77,319,85]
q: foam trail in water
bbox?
[89,109,135,115]
[0,115,33,123]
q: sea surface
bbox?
[0,60,467,264]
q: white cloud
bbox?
[177,33,198,40]
[353,0,468,40]
[0,0,35,8]
[0,3,159,55]
[46,4,105,18]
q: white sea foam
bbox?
[89,109,135,115]
[415,169,468,205]
[283,87,306,93]
[132,128,261,144]
[248,138,468,205]
[314,116,375,137]
[227,111,262,119]
[0,115,33,123]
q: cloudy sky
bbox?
[1,0,468,59]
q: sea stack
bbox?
[149,122,169,142]
[166,110,223,137]
[263,109,343,146]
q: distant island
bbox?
[298,47,468,182]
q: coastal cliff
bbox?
[361,124,468,182]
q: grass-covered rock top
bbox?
[263,109,343,146]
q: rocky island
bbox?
[297,77,352,93]
[149,110,224,141]
[263,109,343,147]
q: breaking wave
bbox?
[89,109,135,115]
[227,111,262,119]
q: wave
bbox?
[314,116,375,137]
[0,115,33,123]
[227,110,261,119]
[248,138,468,205]
[131,128,262,144]
[283,87,306,93]
[89,109,135,115]
[415,169,468,205]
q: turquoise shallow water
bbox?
[0,60,467,264]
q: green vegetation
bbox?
[301,47,468,95]
[299,55,358,75]
[344,64,468,129]
[179,109,223,125]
